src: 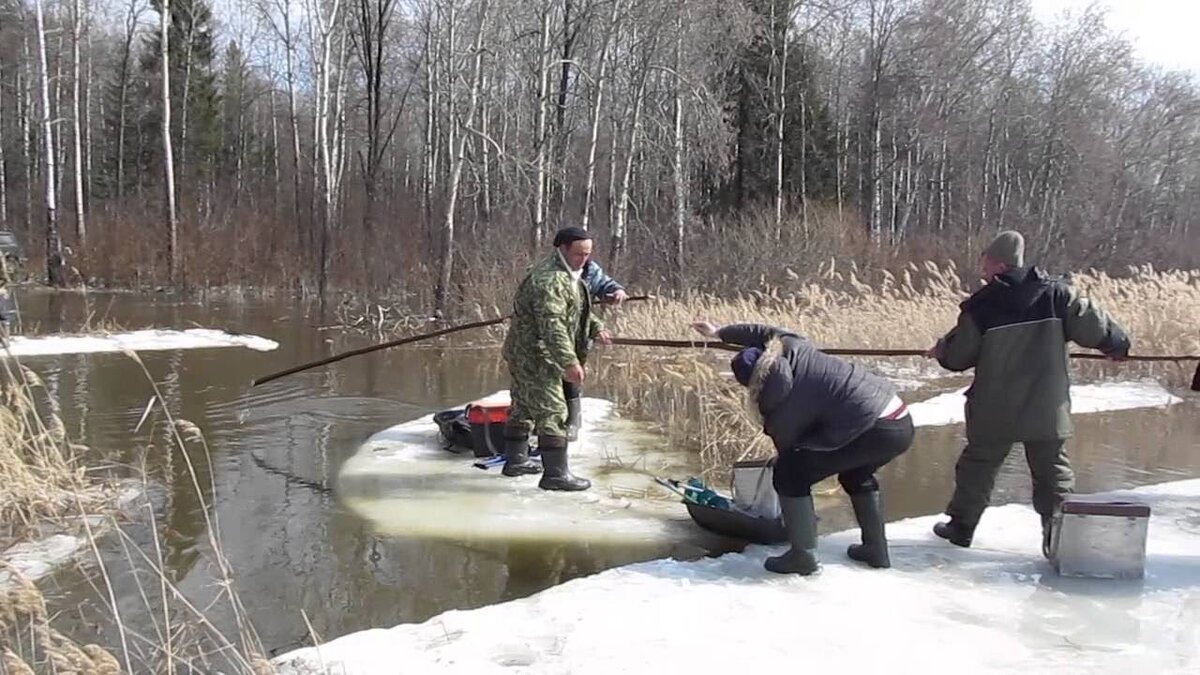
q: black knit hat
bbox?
[552,226,592,247]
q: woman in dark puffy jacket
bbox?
[691,320,915,576]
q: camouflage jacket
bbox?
[503,252,603,372]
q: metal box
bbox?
[1051,499,1151,579]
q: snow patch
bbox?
[275,478,1200,675]
[908,380,1183,428]
[1,328,279,357]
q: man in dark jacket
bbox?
[693,320,915,576]
[926,230,1130,557]
[561,234,627,441]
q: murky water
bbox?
[9,288,1200,663]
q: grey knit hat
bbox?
[982,230,1025,268]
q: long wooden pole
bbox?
[609,338,1200,390]
[252,295,653,386]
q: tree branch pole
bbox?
[252,295,654,386]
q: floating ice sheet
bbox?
[1,328,279,356]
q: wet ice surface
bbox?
[276,477,1200,675]
[1,328,279,356]
[336,392,700,544]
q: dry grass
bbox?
[0,340,275,673]
[594,262,1200,480]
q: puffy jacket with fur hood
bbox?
[718,323,897,453]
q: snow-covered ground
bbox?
[0,328,278,357]
[334,381,1184,545]
[276,475,1200,675]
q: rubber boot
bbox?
[537,435,590,491]
[565,397,582,442]
[1041,514,1054,560]
[501,432,541,477]
[933,518,974,548]
[846,491,890,569]
[764,495,820,575]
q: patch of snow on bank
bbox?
[1,328,279,357]
[908,380,1183,428]
[275,478,1200,675]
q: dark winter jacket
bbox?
[581,261,624,300]
[935,265,1130,443]
[719,323,898,453]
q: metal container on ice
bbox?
[1051,499,1151,580]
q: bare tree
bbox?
[161,0,180,283]
[33,0,67,285]
[435,0,488,314]
[71,0,88,242]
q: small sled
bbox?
[655,465,787,545]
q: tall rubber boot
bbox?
[564,396,583,442]
[764,495,820,575]
[1041,514,1054,560]
[537,435,590,491]
[501,432,541,477]
[847,491,890,569]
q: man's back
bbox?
[937,266,1130,443]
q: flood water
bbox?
[9,288,1200,665]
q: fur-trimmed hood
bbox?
[743,336,791,426]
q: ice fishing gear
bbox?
[251,295,653,387]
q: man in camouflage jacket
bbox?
[562,257,627,441]
[926,230,1131,557]
[501,226,611,491]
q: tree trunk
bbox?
[72,0,87,243]
[435,0,489,315]
[0,72,8,227]
[530,1,552,251]
[161,0,179,285]
[773,0,787,234]
[672,1,686,286]
[613,72,647,274]
[21,32,34,237]
[34,0,67,286]
[581,0,621,230]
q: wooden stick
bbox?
[251,295,653,387]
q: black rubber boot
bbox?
[565,397,582,442]
[536,435,590,491]
[847,491,890,569]
[1041,514,1054,560]
[501,432,541,477]
[764,496,820,575]
[933,518,974,547]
